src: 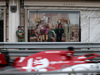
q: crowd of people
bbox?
[29,20,65,42]
[16,20,65,42]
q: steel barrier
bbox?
[0,42,100,57]
[0,70,100,75]
[0,42,100,49]
[0,42,100,75]
[7,49,100,57]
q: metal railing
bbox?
[0,70,100,75]
[0,42,100,75]
[0,42,100,56]
[0,42,100,49]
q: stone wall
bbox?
[81,10,100,42]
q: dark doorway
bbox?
[0,20,3,42]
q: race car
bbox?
[0,47,100,75]
[0,50,9,69]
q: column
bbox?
[8,0,20,42]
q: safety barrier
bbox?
[0,42,100,75]
[0,70,99,75]
[0,42,100,49]
[0,42,100,56]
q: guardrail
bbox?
[0,42,100,75]
[0,42,100,49]
[0,42,100,57]
[0,70,99,75]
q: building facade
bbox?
[0,0,100,42]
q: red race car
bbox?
[0,47,100,74]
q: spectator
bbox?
[16,26,25,42]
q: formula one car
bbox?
[0,47,100,74]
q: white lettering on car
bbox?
[22,58,49,72]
